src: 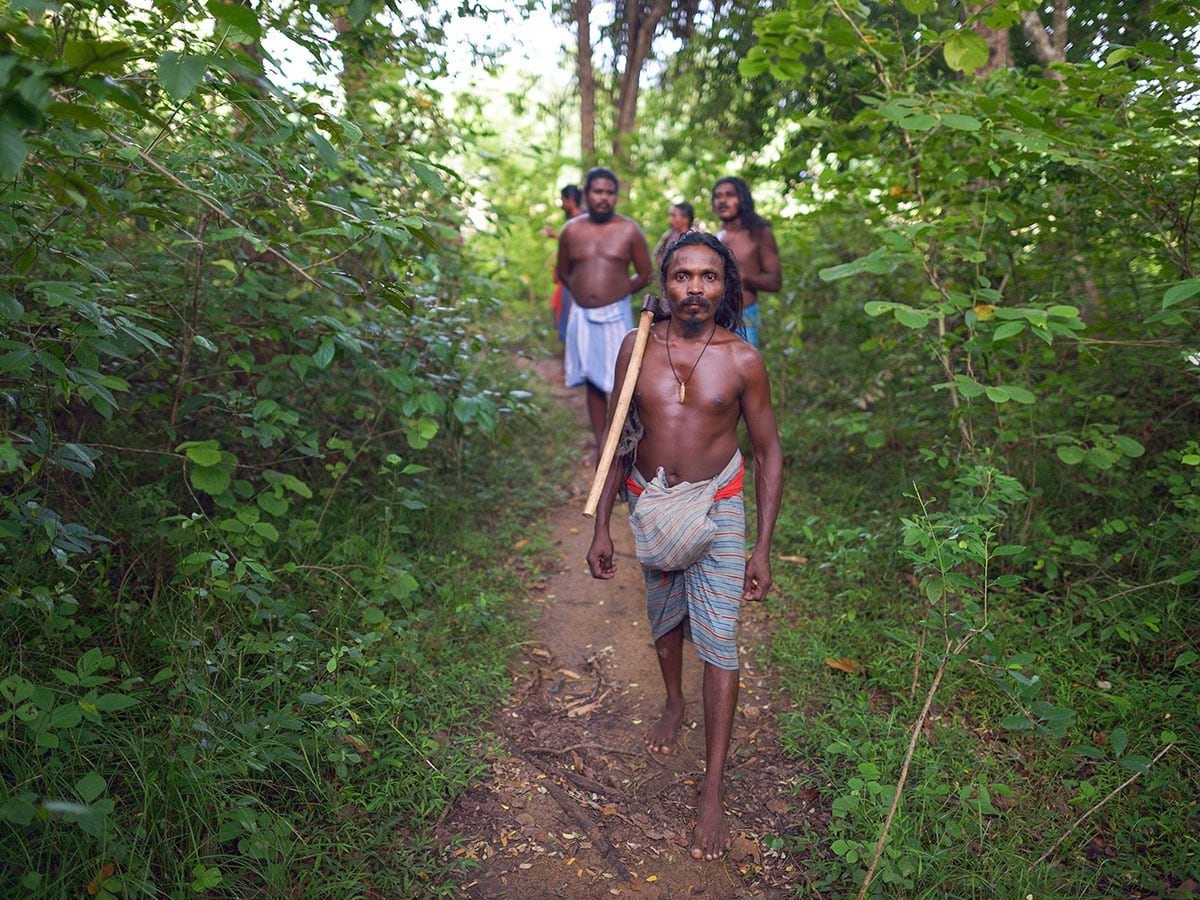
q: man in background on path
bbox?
[557,166,653,464]
[544,184,584,344]
[653,201,695,268]
[585,231,783,861]
[712,176,781,348]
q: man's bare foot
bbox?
[580,448,598,469]
[643,704,684,755]
[690,786,731,860]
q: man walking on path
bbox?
[544,184,584,343]
[557,166,653,464]
[585,231,783,861]
[712,177,781,348]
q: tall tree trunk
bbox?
[576,0,596,160]
[1021,0,1069,81]
[612,0,671,160]
[967,3,1010,76]
[332,15,369,102]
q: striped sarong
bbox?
[564,296,633,394]
[627,452,745,670]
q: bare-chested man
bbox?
[586,231,783,860]
[557,166,653,462]
[712,176,782,348]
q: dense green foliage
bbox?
[0,2,557,896]
[736,1,1200,895]
[2,0,1197,897]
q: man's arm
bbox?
[555,222,573,286]
[744,227,782,294]
[587,331,638,579]
[739,351,783,601]
[627,225,653,296]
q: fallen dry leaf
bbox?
[825,656,863,674]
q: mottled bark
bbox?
[576,0,596,159]
[1021,0,1068,81]
[612,0,671,159]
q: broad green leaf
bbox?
[177,441,222,467]
[1111,435,1145,458]
[0,291,22,320]
[312,337,336,369]
[280,474,312,498]
[1085,446,1119,469]
[62,40,133,76]
[257,492,288,516]
[0,123,29,179]
[953,377,986,399]
[251,521,279,541]
[898,113,938,131]
[310,131,339,169]
[0,797,37,826]
[158,52,210,101]
[943,29,989,73]
[1162,277,1200,309]
[191,464,232,496]
[1118,755,1152,775]
[1110,727,1128,758]
[207,1,263,40]
[45,101,107,129]
[93,692,139,712]
[411,160,444,192]
[992,544,1026,556]
[941,113,981,131]
[1057,446,1086,465]
[75,772,107,804]
[895,308,929,328]
[992,321,1024,342]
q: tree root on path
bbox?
[508,744,633,883]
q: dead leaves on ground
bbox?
[825,656,863,674]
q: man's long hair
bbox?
[713,176,770,233]
[660,231,744,333]
[584,166,619,193]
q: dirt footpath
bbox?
[437,358,824,899]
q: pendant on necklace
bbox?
[678,382,686,403]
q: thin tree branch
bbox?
[1033,742,1175,867]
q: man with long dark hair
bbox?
[587,231,783,861]
[712,176,781,348]
[557,167,653,463]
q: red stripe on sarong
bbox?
[625,459,744,500]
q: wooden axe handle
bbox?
[583,307,655,518]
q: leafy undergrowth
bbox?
[0,345,579,898]
[757,305,1199,899]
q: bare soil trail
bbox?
[437,357,824,899]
